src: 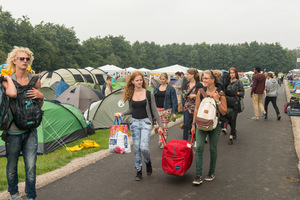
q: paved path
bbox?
[25,86,300,200]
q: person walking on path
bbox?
[224,67,245,145]
[251,66,266,120]
[182,68,203,140]
[274,72,281,87]
[153,73,178,148]
[114,71,163,181]
[191,70,227,185]
[5,46,44,200]
[264,72,281,120]
[172,71,183,113]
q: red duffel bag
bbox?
[161,132,194,176]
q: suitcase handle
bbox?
[160,131,194,145]
[159,131,167,146]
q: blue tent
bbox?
[294,81,300,89]
[56,81,70,97]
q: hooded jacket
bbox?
[251,73,266,95]
[266,78,279,97]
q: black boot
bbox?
[135,168,142,181]
[277,113,281,120]
[145,161,152,175]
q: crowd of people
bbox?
[0,45,283,199]
[114,65,282,185]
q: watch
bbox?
[216,101,221,105]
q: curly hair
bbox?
[6,46,34,74]
[122,71,147,102]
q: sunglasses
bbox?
[16,57,30,62]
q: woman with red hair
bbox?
[115,71,163,181]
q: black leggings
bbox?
[227,109,238,136]
[264,96,280,116]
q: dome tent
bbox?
[85,89,131,129]
[57,85,101,113]
[41,68,106,90]
[0,101,88,156]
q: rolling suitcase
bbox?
[160,132,194,176]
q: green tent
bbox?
[86,89,131,129]
[0,101,87,156]
[41,87,57,100]
[112,81,126,90]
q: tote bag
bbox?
[109,117,131,154]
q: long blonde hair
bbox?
[123,71,147,102]
[202,70,222,83]
[6,46,34,74]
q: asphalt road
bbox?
[33,86,299,200]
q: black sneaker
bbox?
[262,113,267,119]
[135,169,142,181]
[228,138,233,145]
[277,113,281,120]
[192,175,203,185]
[205,173,215,181]
[145,161,152,175]
[233,134,237,140]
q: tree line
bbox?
[0,6,299,73]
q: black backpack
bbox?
[10,74,44,130]
[217,71,230,92]
[0,76,9,130]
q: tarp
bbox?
[0,101,87,156]
[57,85,100,112]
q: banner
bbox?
[297,58,300,62]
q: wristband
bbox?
[216,101,221,105]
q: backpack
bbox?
[146,90,156,124]
[217,71,230,92]
[195,88,218,131]
[10,74,44,130]
[0,76,9,130]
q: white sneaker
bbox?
[222,128,227,134]
[251,116,259,120]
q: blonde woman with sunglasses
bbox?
[5,46,44,200]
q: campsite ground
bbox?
[0,81,299,200]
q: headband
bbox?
[210,70,216,82]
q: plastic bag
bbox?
[109,117,131,154]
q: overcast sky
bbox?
[1,0,300,49]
